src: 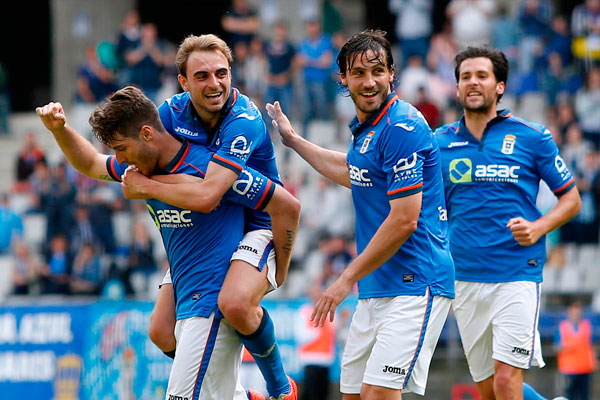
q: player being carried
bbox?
[36,85,300,400]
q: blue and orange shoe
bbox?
[269,376,297,400]
[246,388,266,400]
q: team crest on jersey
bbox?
[360,131,375,153]
[501,134,516,155]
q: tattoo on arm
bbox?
[282,229,296,256]
[98,174,115,181]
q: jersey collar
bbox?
[457,109,511,143]
[349,92,399,136]
[161,138,190,174]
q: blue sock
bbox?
[237,307,290,398]
[523,382,547,400]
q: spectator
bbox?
[331,31,355,141]
[128,219,158,298]
[115,9,142,85]
[70,204,98,256]
[572,0,600,67]
[539,51,583,107]
[124,23,166,104]
[72,44,118,140]
[556,99,578,139]
[83,180,123,255]
[446,0,496,48]
[414,86,441,129]
[491,4,519,70]
[0,193,22,255]
[388,0,433,68]
[243,37,268,108]
[11,240,41,295]
[231,40,250,93]
[41,162,77,242]
[544,15,575,68]
[517,0,553,73]
[555,301,597,400]
[70,242,103,295]
[426,21,459,107]
[398,54,429,104]
[264,21,296,122]
[40,234,71,295]
[13,132,46,193]
[575,66,600,149]
[221,0,260,49]
[296,19,334,137]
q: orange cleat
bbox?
[269,376,297,400]
[246,388,266,400]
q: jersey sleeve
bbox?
[211,115,263,173]
[105,155,128,182]
[222,166,276,211]
[535,127,575,196]
[380,120,429,201]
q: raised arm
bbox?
[266,101,350,188]
[36,102,112,181]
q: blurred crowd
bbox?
[0,0,599,309]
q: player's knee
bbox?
[218,293,252,322]
[493,371,519,396]
[148,312,176,352]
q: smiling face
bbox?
[456,57,505,114]
[178,50,232,128]
[340,50,394,123]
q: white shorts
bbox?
[166,313,248,400]
[340,289,451,396]
[159,229,277,290]
[452,281,545,382]
[231,229,277,291]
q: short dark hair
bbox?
[89,86,162,146]
[454,46,509,101]
[336,29,397,92]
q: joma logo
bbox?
[382,365,406,375]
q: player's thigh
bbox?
[166,315,243,400]
[491,281,544,370]
[452,281,495,382]
[221,229,274,304]
[341,293,449,396]
[149,275,176,350]
[340,299,377,395]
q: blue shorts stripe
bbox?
[528,283,540,368]
[257,240,274,272]
[192,316,221,400]
[403,288,433,388]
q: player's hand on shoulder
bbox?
[265,101,298,147]
[506,217,542,246]
[36,102,67,131]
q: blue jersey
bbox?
[106,140,276,319]
[434,110,575,283]
[347,93,455,299]
[158,88,281,232]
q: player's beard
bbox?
[351,89,389,117]
[461,94,497,114]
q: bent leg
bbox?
[148,283,176,354]
[219,259,290,398]
[476,376,496,400]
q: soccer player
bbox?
[434,46,581,400]
[36,86,300,400]
[119,34,297,400]
[267,29,455,399]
